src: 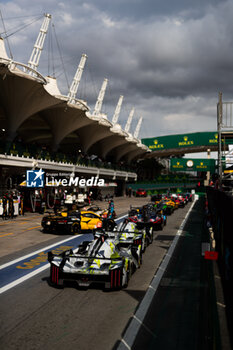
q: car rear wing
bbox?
[48,250,124,263]
[96,230,143,246]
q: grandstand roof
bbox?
[0,37,149,163]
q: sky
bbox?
[1,0,233,144]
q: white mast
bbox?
[134,116,143,138]
[112,95,124,124]
[93,78,108,116]
[68,54,87,104]
[28,13,51,71]
[125,108,134,133]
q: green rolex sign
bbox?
[170,158,216,172]
[141,131,230,150]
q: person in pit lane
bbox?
[108,199,115,219]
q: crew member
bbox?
[108,199,115,219]
[20,194,24,216]
[9,195,14,219]
[2,195,7,220]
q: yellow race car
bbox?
[80,210,103,231]
[80,210,116,231]
[166,198,179,210]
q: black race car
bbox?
[41,210,81,234]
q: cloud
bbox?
[1,0,233,142]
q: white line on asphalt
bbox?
[0,263,50,294]
[0,235,84,271]
[117,200,196,350]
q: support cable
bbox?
[47,22,55,77]
[52,23,69,90]
[0,14,43,39]
[86,63,99,107]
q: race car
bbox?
[48,231,141,290]
[155,200,174,215]
[128,206,141,217]
[163,199,176,213]
[81,206,116,223]
[177,195,186,208]
[81,205,104,216]
[42,209,115,234]
[135,204,166,231]
[41,210,81,234]
[169,196,179,209]
[114,219,149,252]
[148,209,166,230]
[184,192,193,202]
[126,209,155,243]
[135,188,147,197]
[79,210,104,231]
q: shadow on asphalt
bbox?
[155,235,175,241]
[122,289,146,303]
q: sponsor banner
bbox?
[170,158,216,172]
[141,131,233,150]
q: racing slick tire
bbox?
[106,220,115,231]
[123,264,132,288]
[42,227,52,234]
[71,223,81,235]
[149,227,154,244]
[138,252,143,268]
[142,238,147,253]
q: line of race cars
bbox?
[46,192,192,291]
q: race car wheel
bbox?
[141,235,146,252]
[123,267,129,288]
[71,224,81,235]
[124,264,132,288]
[138,252,143,268]
[42,228,51,233]
[149,227,154,244]
[106,220,115,231]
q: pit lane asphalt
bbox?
[0,198,193,350]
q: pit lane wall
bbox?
[206,187,233,343]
